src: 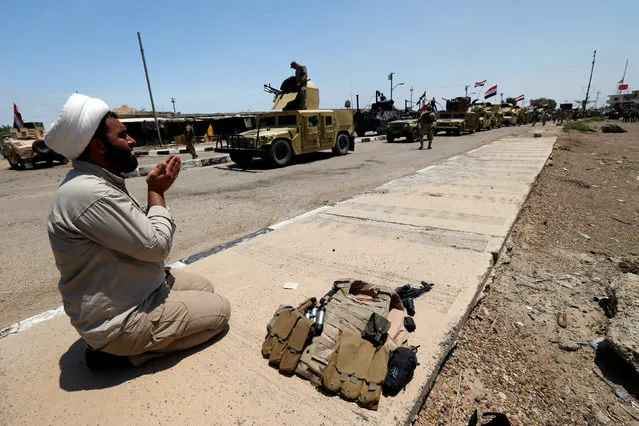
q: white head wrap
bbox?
[45,93,110,160]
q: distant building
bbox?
[607,90,639,106]
[112,104,140,116]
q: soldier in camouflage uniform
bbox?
[418,108,437,150]
[184,119,198,159]
[290,61,308,110]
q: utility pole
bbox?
[583,49,596,111]
[410,86,414,106]
[170,97,176,114]
[137,31,163,146]
[389,72,394,101]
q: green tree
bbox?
[505,97,516,105]
[530,98,557,110]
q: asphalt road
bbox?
[0,126,527,327]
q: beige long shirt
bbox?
[47,160,176,349]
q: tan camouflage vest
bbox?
[295,279,406,386]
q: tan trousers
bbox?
[103,269,231,365]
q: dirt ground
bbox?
[417,121,639,425]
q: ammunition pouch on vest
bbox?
[262,297,316,374]
[321,332,390,410]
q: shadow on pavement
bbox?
[58,326,230,392]
[220,151,340,172]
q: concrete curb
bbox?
[134,146,217,157]
[358,134,387,143]
[123,154,230,178]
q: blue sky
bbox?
[2,0,638,128]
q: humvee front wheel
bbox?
[269,140,292,167]
[332,134,349,156]
[408,129,419,143]
[455,124,463,136]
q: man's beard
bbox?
[104,140,138,173]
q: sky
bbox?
[2,0,638,129]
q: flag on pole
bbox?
[484,84,497,99]
[619,84,629,91]
[13,103,25,129]
[474,79,487,88]
[515,94,524,103]
[416,91,426,104]
[419,102,431,113]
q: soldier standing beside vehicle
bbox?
[185,119,198,159]
[418,108,437,150]
[290,61,308,110]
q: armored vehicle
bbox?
[385,116,420,143]
[500,103,518,126]
[215,78,354,167]
[471,102,496,131]
[435,97,479,136]
[353,95,403,137]
[1,122,67,170]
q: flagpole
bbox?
[619,58,628,94]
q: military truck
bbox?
[353,94,402,137]
[500,103,518,126]
[385,108,422,143]
[1,122,68,170]
[471,102,495,131]
[435,97,479,136]
[215,78,354,167]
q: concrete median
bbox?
[0,136,555,425]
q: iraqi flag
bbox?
[419,101,431,113]
[619,83,629,90]
[14,103,25,129]
[475,79,487,87]
[515,94,524,103]
[484,84,497,99]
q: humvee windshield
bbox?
[259,115,297,128]
[259,117,276,127]
[260,115,297,128]
[453,113,464,119]
[439,113,452,119]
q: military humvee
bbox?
[1,122,68,170]
[215,80,354,167]
[435,97,479,136]
[353,97,402,137]
[385,111,421,143]
[471,102,495,131]
[489,104,505,128]
[500,103,518,126]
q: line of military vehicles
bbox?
[1,77,541,170]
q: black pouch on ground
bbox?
[382,346,419,396]
[403,316,416,332]
[467,409,512,426]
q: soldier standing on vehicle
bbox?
[418,108,437,150]
[184,119,198,159]
[290,61,308,110]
